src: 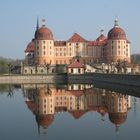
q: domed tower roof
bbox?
[108,19,126,40]
[25,39,35,53]
[35,19,53,40]
[36,114,54,128]
[109,112,127,125]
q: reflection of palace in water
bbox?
[22,84,131,133]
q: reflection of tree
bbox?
[7,84,14,97]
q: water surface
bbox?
[0,84,140,140]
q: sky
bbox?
[0,0,140,59]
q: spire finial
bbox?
[100,29,104,35]
[114,17,119,27]
[36,17,39,30]
[115,124,120,134]
[37,122,40,136]
[42,19,46,27]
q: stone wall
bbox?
[68,73,140,87]
[0,74,67,84]
[0,73,140,87]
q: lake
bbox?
[0,83,140,140]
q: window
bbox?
[24,69,27,73]
[78,85,81,89]
[111,46,114,55]
[44,51,46,55]
[78,69,81,73]
[41,69,44,73]
[69,60,72,64]
[37,51,39,55]
[71,69,73,73]
[118,51,120,55]
[56,60,58,64]
[43,46,46,49]
[43,41,46,44]
[118,45,120,49]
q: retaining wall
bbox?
[0,73,140,87]
[0,74,67,84]
[68,73,140,87]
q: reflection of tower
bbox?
[35,85,54,132]
[133,97,137,117]
[107,92,131,133]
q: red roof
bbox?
[108,27,126,40]
[68,61,84,68]
[68,90,84,97]
[109,112,127,125]
[54,41,66,46]
[25,101,36,113]
[88,41,96,46]
[36,114,54,127]
[35,26,53,40]
[88,39,107,47]
[69,110,87,119]
[25,39,35,52]
[67,33,87,42]
[96,34,107,42]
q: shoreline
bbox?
[0,73,140,87]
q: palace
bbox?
[23,18,131,74]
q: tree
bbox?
[115,60,122,73]
[44,60,51,74]
[7,63,12,75]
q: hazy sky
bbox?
[0,0,140,59]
